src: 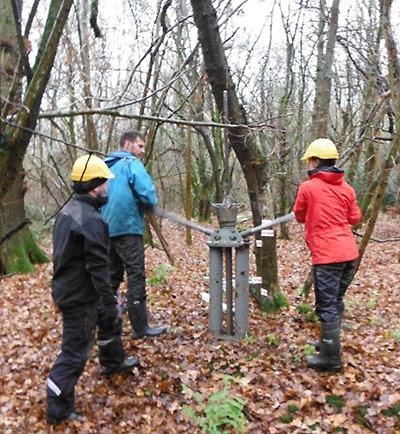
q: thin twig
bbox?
[0,219,31,245]
[352,230,400,243]
[1,118,105,155]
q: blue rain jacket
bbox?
[101,151,157,236]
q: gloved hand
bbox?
[102,304,119,323]
[99,295,119,323]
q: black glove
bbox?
[99,296,119,323]
[103,305,119,323]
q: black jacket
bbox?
[52,194,114,309]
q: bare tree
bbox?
[358,0,400,262]
[190,0,285,311]
[0,0,73,273]
[311,0,340,139]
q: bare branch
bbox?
[90,0,102,38]
[353,230,400,243]
[38,108,281,131]
[1,117,105,155]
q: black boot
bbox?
[309,314,343,351]
[128,302,167,339]
[100,356,139,376]
[306,321,341,372]
[47,411,84,425]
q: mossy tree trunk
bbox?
[0,170,47,274]
[0,0,73,274]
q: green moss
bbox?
[357,406,369,427]
[4,229,48,274]
[382,402,400,420]
[302,344,316,356]
[5,240,36,274]
[280,414,293,424]
[260,291,288,313]
[266,334,279,346]
[326,395,345,412]
[391,330,400,343]
[305,311,319,322]
[297,303,313,314]
[25,230,48,264]
[147,264,174,286]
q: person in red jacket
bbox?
[294,138,361,372]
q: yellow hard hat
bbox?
[301,138,339,160]
[70,154,114,182]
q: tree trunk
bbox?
[358,0,400,264]
[302,0,340,296]
[0,0,73,274]
[0,0,22,117]
[184,126,193,246]
[78,0,98,149]
[0,168,47,274]
[190,0,284,311]
[311,0,340,139]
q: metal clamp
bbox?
[207,227,245,248]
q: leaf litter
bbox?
[0,214,399,433]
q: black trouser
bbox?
[47,303,126,420]
[97,304,125,369]
[109,235,146,307]
[313,259,358,323]
[47,303,97,420]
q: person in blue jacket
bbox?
[101,131,167,338]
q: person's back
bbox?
[52,195,108,308]
[101,150,157,237]
[294,166,360,264]
[293,138,361,373]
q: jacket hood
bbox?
[105,151,136,168]
[308,166,344,185]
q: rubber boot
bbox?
[306,321,342,372]
[309,314,342,351]
[47,411,84,425]
[128,302,167,339]
[100,356,139,377]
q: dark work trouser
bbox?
[313,259,358,323]
[109,235,146,307]
[46,303,97,420]
[97,306,125,370]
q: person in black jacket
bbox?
[46,154,138,425]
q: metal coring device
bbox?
[154,205,294,340]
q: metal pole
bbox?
[235,242,250,339]
[224,247,233,335]
[222,89,231,198]
[240,212,295,238]
[154,207,213,235]
[209,247,223,336]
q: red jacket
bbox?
[294,168,361,264]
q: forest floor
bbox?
[0,213,399,434]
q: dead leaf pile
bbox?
[0,214,399,433]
